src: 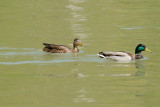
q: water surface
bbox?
[0,0,160,107]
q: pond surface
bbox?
[0,0,160,107]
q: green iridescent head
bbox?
[135,44,152,54]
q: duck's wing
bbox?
[98,52,132,61]
[98,52,129,57]
[43,43,72,53]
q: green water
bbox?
[0,0,160,107]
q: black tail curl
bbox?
[43,43,50,46]
[99,52,106,57]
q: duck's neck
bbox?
[135,49,141,54]
[73,45,79,53]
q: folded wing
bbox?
[43,43,72,53]
[98,52,132,61]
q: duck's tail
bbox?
[97,52,107,58]
[43,43,50,46]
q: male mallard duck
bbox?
[43,38,84,53]
[97,44,152,61]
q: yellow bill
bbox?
[79,43,85,47]
[145,48,152,53]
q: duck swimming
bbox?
[97,44,152,61]
[43,38,84,53]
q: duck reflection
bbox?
[134,59,145,76]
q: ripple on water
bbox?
[0,47,148,65]
[0,58,105,65]
[120,27,145,30]
[0,47,102,65]
[0,47,36,50]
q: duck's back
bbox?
[98,52,132,61]
[43,43,72,53]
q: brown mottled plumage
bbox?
[98,44,152,61]
[43,38,84,53]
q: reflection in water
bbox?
[69,0,86,4]
[74,73,89,78]
[66,0,88,39]
[42,73,132,78]
[99,74,132,76]
[97,64,130,67]
[134,60,145,76]
[135,59,145,69]
[73,89,95,103]
[121,27,145,30]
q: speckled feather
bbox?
[42,38,84,53]
[43,43,73,53]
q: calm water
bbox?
[0,0,160,107]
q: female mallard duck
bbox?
[43,38,84,53]
[97,44,152,61]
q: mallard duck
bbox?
[97,44,152,61]
[43,38,84,53]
